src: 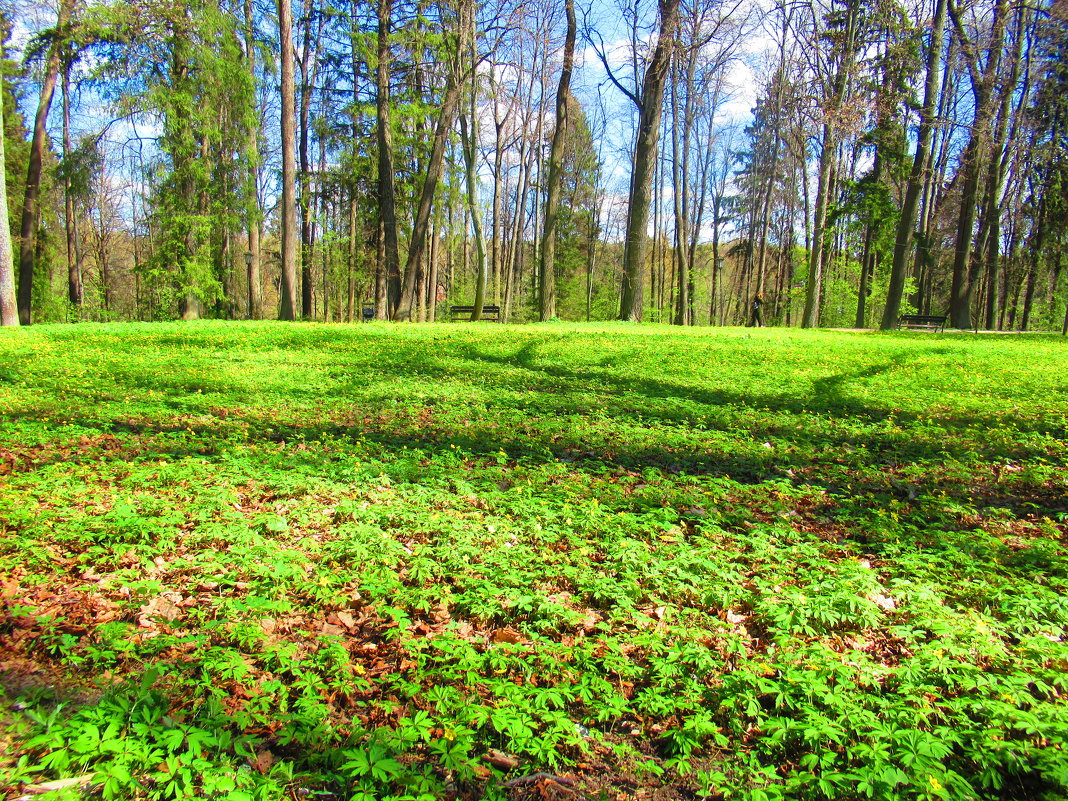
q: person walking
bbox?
[748,293,764,327]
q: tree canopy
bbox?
[1,0,1065,330]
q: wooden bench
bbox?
[449,304,501,322]
[898,314,947,332]
[362,305,375,321]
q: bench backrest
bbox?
[450,305,500,314]
[900,314,947,323]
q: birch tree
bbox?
[0,53,16,327]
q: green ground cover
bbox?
[0,322,1066,801]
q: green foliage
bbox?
[1,26,30,244]
[91,0,257,319]
[0,323,1066,799]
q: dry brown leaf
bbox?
[869,593,897,612]
[579,611,600,633]
[491,628,524,644]
[484,749,520,770]
[249,749,275,774]
[455,621,476,640]
[138,592,183,625]
[23,774,95,795]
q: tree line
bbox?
[0,0,1065,330]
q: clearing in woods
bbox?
[0,322,1066,801]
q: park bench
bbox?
[897,314,947,332]
[449,304,501,322]
[362,305,375,321]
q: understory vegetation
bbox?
[0,322,1066,801]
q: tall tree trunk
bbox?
[980,6,1030,330]
[671,49,699,327]
[244,0,262,319]
[278,0,299,320]
[297,0,320,319]
[710,198,722,326]
[317,138,329,321]
[415,255,426,322]
[619,0,681,322]
[376,0,401,318]
[1020,255,1037,331]
[855,225,875,328]
[754,75,784,310]
[881,0,946,329]
[460,108,489,320]
[347,189,357,322]
[653,132,664,318]
[801,127,837,328]
[586,212,598,321]
[173,43,201,322]
[17,0,70,325]
[490,103,510,305]
[1047,242,1062,311]
[947,0,1008,329]
[670,75,683,323]
[428,208,440,321]
[396,75,460,320]
[1058,253,1068,335]
[539,0,576,321]
[530,43,550,311]
[983,185,1007,329]
[506,143,534,322]
[687,108,713,325]
[62,64,83,312]
[0,61,16,327]
[802,0,859,329]
[375,218,387,318]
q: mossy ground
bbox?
[0,322,1066,801]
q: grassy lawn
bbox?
[0,321,1066,801]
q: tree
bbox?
[456,0,494,321]
[278,0,299,320]
[395,0,466,321]
[946,0,1010,329]
[615,0,681,322]
[296,0,322,319]
[243,0,262,319]
[801,0,862,328]
[2,0,1061,327]
[394,71,460,320]
[0,40,15,327]
[1021,0,1067,332]
[459,108,489,319]
[56,0,89,314]
[881,0,947,329]
[669,0,745,326]
[539,0,576,321]
[376,0,400,319]
[17,0,72,325]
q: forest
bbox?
[0,0,1065,331]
